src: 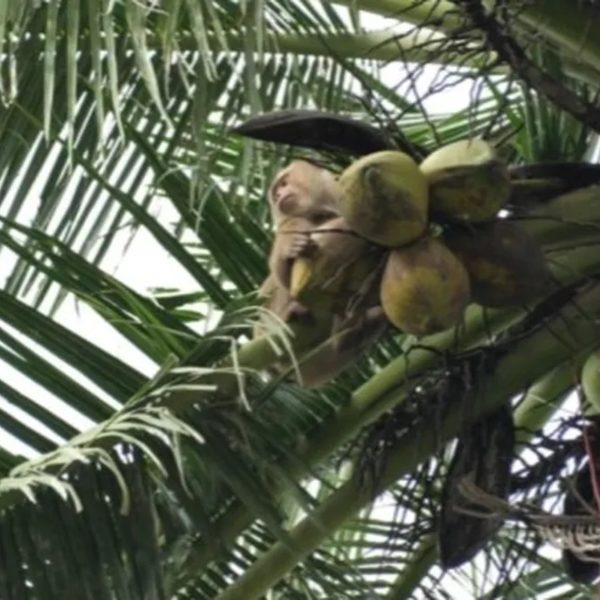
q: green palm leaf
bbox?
[0,1,600,598]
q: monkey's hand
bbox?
[286,232,317,259]
[270,230,315,289]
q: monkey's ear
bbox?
[232,109,394,157]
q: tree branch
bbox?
[455,0,600,133]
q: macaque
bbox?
[255,160,388,387]
[267,160,341,290]
[255,160,340,333]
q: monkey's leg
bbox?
[294,306,388,387]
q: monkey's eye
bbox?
[313,211,337,224]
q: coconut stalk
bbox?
[383,534,437,599]
[328,0,600,89]
[514,359,583,448]
[518,185,600,248]
[216,28,493,70]
[218,281,600,600]
[332,0,600,78]
[170,20,496,70]
[330,0,460,30]
[172,302,521,587]
[505,0,600,77]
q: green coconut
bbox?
[420,139,511,222]
[338,151,429,247]
[380,237,470,336]
[444,220,550,307]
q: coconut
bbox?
[338,151,429,247]
[444,220,550,307]
[420,139,510,222]
[380,237,470,336]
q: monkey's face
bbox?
[269,160,340,222]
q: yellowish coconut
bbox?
[420,139,511,222]
[444,220,550,307]
[290,216,384,314]
[338,151,429,247]
[380,237,470,336]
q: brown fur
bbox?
[267,161,340,289]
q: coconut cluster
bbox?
[294,139,551,337]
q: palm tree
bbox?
[1,1,600,598]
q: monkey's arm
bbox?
[268,227,317,289]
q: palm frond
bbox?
[0,1,600,598]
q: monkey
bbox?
[267,160,341,291]
[257,159,343,326]
[255,160,388,387]
[254,160,340,338]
